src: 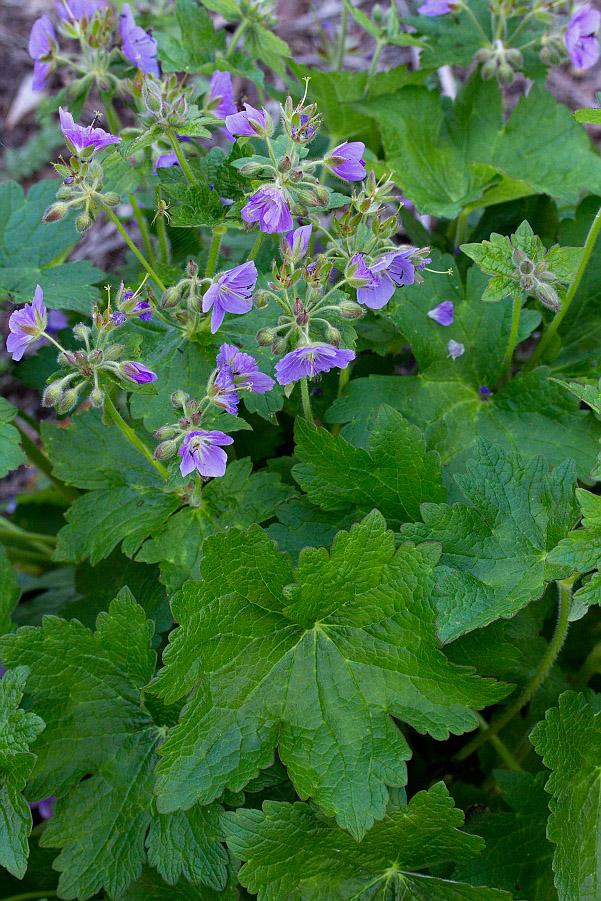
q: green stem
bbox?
[103,394,168,480]
[526,202,601,371]
[363,39,384,97]
[464,3,491,43]
[5,547,54,564]
[102,99,121,135]
[101,204,167,292]
[168,131,197,186]
[454,578,573,762]
[475,713,523,771]
[504,293,521,385]
[226,18,249,58]
[300,377,314,422]
[248,232,264,261]
[157,214,169,264]
[189,474,203,508]
[3,891,58,901]
[205,228,224,278]
[129,193,155,265]
[336,3,348,70]
[573,636,601,689]
[0,518,56,557]
[16,425,79,503]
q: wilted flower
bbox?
[202,261,258,333]
[216,343,275,393]
[241,186,293,234]
[28,15,56,91]
[59,107,121,155]
[427,301,454,325]
[275,344,355,384]
[119,361,158,383]
[225,102,268,137]
[120,3,159,76]
[178,430,234,478]
[447,339,465,359]
[564,4,600,68]
[285,224,312,262]
[324,142,366,181]
[6,285,48,361]
[354,250,415,309]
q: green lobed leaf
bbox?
[0,180,102,313]
[531,691,601,901]
[0,546,19,637]
[453,771,556,899]
[401,440,578,641]
[0,399,25,482]
[150,512,509,839]
[0,667,45,879]
[224,783,512,900]
[0,590,228,899]
[292,405,446,529]
[547,489,601,623]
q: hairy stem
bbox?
[0,517,56,556]
[454,578,573,762]
[168,131,198,186]
[363,39,384,97]
[129,193,155,264]
[300,377,314,422]
[205,228,224,278]
[226,18,249,58]
[103,394,168,480]
[475,713,524,771]
[336,3,348,70]
[101,204,167,292]
[526,202,601,371]
[504,293,521,385]
[248,231,264,261]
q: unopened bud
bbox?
[254,290,270,310]
[104,343,125,360]
[170,390,189,409]
[73,323,91,341]
[58,386,81,413]
[42,381,64,407]
[43,202,69,223]
[272,337,288,354]
[76,213,92,233]
[519,259,535,275]
[325,324,341,347]
[534,281,562,312]
[154,439,177,460]
[497,63,514,84]
[56,186,72,200]
[161,285,181,309]
[278,155,292,173]
[505,48,523,67]
[103,191,120,206]
[154,425,178,440]
[186,259,199,277]
[338,300,365,320]
[481,58,498,80]
[142,78,163,115]
[90,387,105,407]
[256,327,276,345]
[239,162,265,177]
[473,47,494,63]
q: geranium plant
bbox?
[2,0,601,898]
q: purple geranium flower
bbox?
[241,186,293,234]
[202,261,258,333]
[427,301,454,325]
[225,102,267,137]
[29,15,56,91]
[119,361,158,383]
[206,71,237,140]
[212,368,240,414]
[355,250,415,309]
[418,0,454,14]
[120,3,159,77]
[132,301,152,322]
[447,339,465,359]
[324,142,366,181]
[59,107,121,155]
[178,430,234,478]
[565,4,600,68]
[155,152,180,171]
[275,344,355,385]
[216,343,275,393]
[55,0,107,20]
[285,224,312,262]
[291,114,315,140]
[7,285,48,361]
[112,311,126,326]
[479,386,493,397]
[29,796,56,820]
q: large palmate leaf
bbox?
[401,441,578,642]
[137,459,291,593]
[292,405,445,529]
[0,668,45,879]
[531,691,601,901]
[0,180,102,313]
[0,590,228,900]
[150,512,508,840]
[453,771,556,899]
[327,366,601,486]
[224,783,511,900]
[0,398,26,479]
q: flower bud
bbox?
[73,323,91,342]
[90,387,105,407]
[278,155,292,173]
[88,160,103,180]
[170,390,189,409]
[161,285,182,309]
[142,78,163,115]
[481,58,498,80]
[154,425,178,440]
[239,161,265,177]
[104,343,125,360]
[88,349,103,363]
[154,439,178,460]
[42,381,64,407]
[58,386,81,413]
[497,63,515,85]
[186,259,199,277]
[58,351,75,366]
[257,327,276,345]
[43,202,69,223]
[103,191,120,207]
[272,337,288,355]
[473,47,494,63]
[325,324,341,347]
[338,300,365,320]
[76,213,92,233]
[533,281,562,312]
[505,48,523,67]
[56,186,73,200]
[253,290,270,310]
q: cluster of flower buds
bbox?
[138,75,194,131]
[511,246,562,311]
[473,42,523,85]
